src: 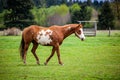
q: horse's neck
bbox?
[62,26,75,39]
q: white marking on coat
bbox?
[75,28,85,40]
[36,29,53,45]
[67,27,71,31]
[79,28,85,39]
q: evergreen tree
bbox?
[79,5,87,21]
[98,1,115,29]
[87,0,92,6]
[112,0,120,20]
[0,0,8,12]
[79,4,92,21]
[46,0,57,7]
[4,0,35,29]
[99,1,104,7]
[70,3,81,23]
[70,3,92,23]
[0,0,3,12]
[93,0,99,9]
[68,0,73,6]
[33,0,41,8]
[60,0,67,5]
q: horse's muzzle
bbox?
[81,38,84,41]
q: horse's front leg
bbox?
[44,46,56,65]
[31,42,40,65]
[56,44,63,65]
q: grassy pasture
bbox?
[0,30,120,80]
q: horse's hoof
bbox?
[60,63,64,66]
[44,62,47,65]
[59,62,64,66]
[23,63,27,66]
[61,64,64,66]
[37,63,40,65]
[37,61,40,65]
[23,61,27,65]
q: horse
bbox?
[19,24,85,65]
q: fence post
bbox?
[108,27,111,37]
[94,22,97,36]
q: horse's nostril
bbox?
[81,38,84,41]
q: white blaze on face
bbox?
[76,28,85,40]
[36,29,53,45]
[80,28,85,40]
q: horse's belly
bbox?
[36,35,52,45]
[36,29,53,45]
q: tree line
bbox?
[0,0,120,30]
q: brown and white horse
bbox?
[19,24,85,65]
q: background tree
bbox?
[60,0,67,5]
[47,4,70,26]
[110,0,120,29]
[87,0,92,6]
[31,7,47,26]
[98,1,115,30]
[33,0,41,8]
[111,0,120,20]
[67,0,73,6]
[46,0,58,7]
[31,4,70,26]
[93,0,99,9]
[79,4,92,21]
[70,3,81,23]
[70,3,92,23]
[4,0,35,29]
[0,0,4,12]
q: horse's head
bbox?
[75,24,85,41]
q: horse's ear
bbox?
[77,24,82,28]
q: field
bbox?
[0,30,120,80]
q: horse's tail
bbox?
[19,35,25,60]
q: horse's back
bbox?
[23,25,44,35]
[22,25,64,44]
[22,25,41,43]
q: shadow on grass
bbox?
[17,63,63,67]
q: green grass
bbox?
[0,31,120,80]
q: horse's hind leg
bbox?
[31,41,40,65]
[23,43,30,64]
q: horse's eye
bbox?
[77,30,81,34]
